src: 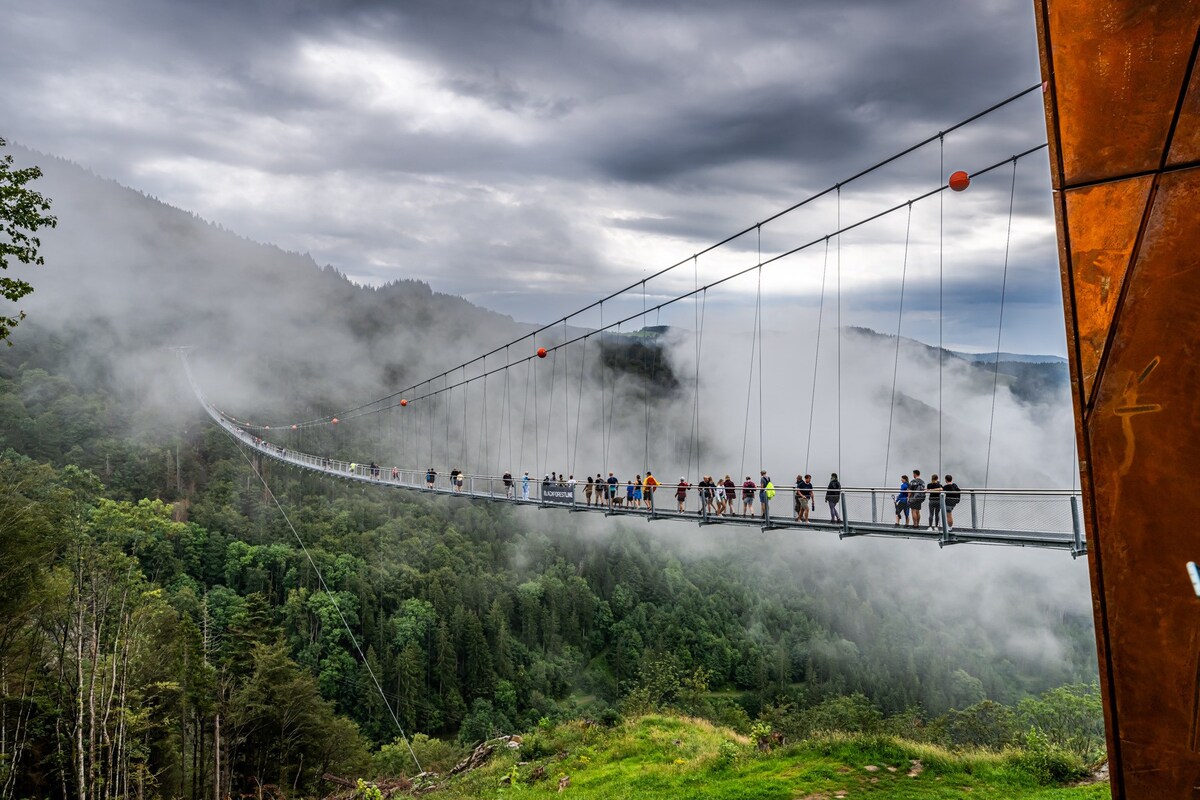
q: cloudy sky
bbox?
[0,0,1065,354]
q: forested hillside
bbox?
[0,148,1101,799]
[0,335,1099,799]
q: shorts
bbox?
[634,489,643,500]
[908,499,924,510]
[795,496,809,510]
[895,500,909,513]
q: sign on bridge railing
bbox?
[541,484,575,507]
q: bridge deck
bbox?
[187,374,1085,555]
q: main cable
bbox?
[230,145,1049,431]
[237,85,1044,431]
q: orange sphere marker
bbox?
[948,170,971,191]
[537,347,547,358]
[400,399,408,407]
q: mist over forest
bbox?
[0,146,1098,798]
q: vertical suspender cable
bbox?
[757,225,764,472]
[938,134,945,474]
[643,280,650,474]
[563,319,570,475]
[572,334,587,477]
[883,203,914,486]
[533,343,541,482]
[520,358,532,478]
[836,185,843,477]
[805,238,830,474]
[543,345,557,476]
[983,158,1019,496]
[606,322,621,473]
[600,303,608,474]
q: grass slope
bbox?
[424,716,1108,800]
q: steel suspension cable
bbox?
[757,225,764,472]
[572,334,587,477]
[883,203,914,486]
[563,319,570,476]
[983,158,1020,495]
[837,186,843,476]
[643,280,650,474]
[938,134,945,474]
[225,438,423,773]
[740,254,763,480]
[239,85,1044,432]
[246,145,1049,436]
[805,238,830,473]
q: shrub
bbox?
[1007,728,1088,785]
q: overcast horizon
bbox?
[1,0,1068,356]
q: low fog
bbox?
[7,143,1094,691]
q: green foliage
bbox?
[937,699,1018,751]
[375,733,465,777]
[1007,727,1089,785]
[354,778,384,800]
[1018,682,1105,762]
[714,739,740,769]
[0,137,57,343]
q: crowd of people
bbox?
[251,428,966,530]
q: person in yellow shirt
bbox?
[643,471,659,509]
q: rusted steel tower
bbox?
[1036,2,1200,796]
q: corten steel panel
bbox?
[1038,1,1200,797]
[1063,177,1152,404]
[1045,0,1200,187]
[1169,65,1200,166]
[1087,168,1200,797]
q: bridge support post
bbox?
[871,489,878,524]
[839,494,849,537]
[938,494,956,547]
[1069,495,1085,558]
[969,491,978,531]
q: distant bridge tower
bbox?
[1037,2,1200,796]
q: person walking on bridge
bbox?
[503,471,514,499]
[723,475,737,516]
[675,477,689,512]
[942,474,960,531]
[826,473,842,523]
[643,471,658,509]
[584,475,594,506]
[908,469,926,528]
[742,476,756,517]
[522,471,530,501]
[895,475,910,527]
[927,474,943,529]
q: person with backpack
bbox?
[503,471,514,499]
[606,472,619,509]
[760,471,774,520]
[908,469,926,528]
[942,474,961,531]
[675,477,689,512]
[826,473,842,523]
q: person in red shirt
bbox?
[742,476,756,516]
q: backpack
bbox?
[765,481,776,500]
[909,478,926,504]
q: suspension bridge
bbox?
[181,82,1086,555]
[174,2,1200,794]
